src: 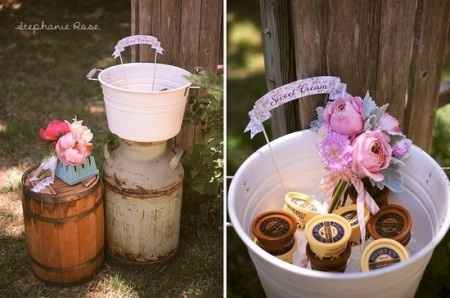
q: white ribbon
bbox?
[112,34,164,58]
[245,76,347,138]
[351,177,380,246]
[30,156,57,193]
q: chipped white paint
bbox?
[103,140,183,263]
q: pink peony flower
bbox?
[55,120,93,166]
[392,138,412,158]
[352,130,392,182]
[318,132,353,172]
[378,112,400,133]
[323,96,364,136]
[39,120,70,141]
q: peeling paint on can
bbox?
[103,140,183,263]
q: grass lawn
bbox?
[0,1,221,297]
[227,1,450,297]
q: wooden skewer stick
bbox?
[82,176,97,188]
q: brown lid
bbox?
[22,166,100,203]
[367,204,412,243]
[252,210,297,252]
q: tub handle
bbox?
[185,85,200,96]
[86,68,102,81]
[169,147,184,170]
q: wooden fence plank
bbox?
[130,0,140,62]
[291,0,329,129]
[259,0,297,138]
[180,0,202,70]
[287,0,450,151]
[405,0,450,151]
[131,0,223,151]
[375,0,417,124]
[199,0,223,72]
[326,0,381,96]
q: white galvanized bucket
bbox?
[228,129,450,298]
[87,35,192,142]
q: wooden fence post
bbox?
[284,0,450,152]
[259,0,297,138]
[131,0,223,151]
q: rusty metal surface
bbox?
[106,248,177,265]
[103,174,182,198]
[103,139,184,264]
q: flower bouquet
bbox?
[31,118,98,191]
[312,92,412,242]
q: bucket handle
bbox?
[86,68,102,81]
[112,35,164,91]
[185,66,203,95]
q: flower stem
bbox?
[328,180,350,213]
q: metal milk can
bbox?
[103,139,183,264]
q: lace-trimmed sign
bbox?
[245,76,347,138]
[112,35,164,58]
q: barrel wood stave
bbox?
[21,168,104,285]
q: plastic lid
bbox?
[334,204,370,228]
[252,210,297,251]
[368,204,412,243]
[305,214,352,259]
[361,238,409,272]
[284,192,322,213]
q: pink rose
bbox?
[323,96,364,136]
[39,120,70,141]
[378,113,400,133]
[56,132,76,150]
[55,132,92,165]
[352,130,392,182]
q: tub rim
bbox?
[97,63,192,95]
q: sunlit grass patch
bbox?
[0,167,24,193]
[94,273,139,298]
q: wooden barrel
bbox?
[21,168,104,285]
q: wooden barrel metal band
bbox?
[103,178,182,199]
[30,249,104,273]
[24,197,103,224]
[23,178,101,205]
